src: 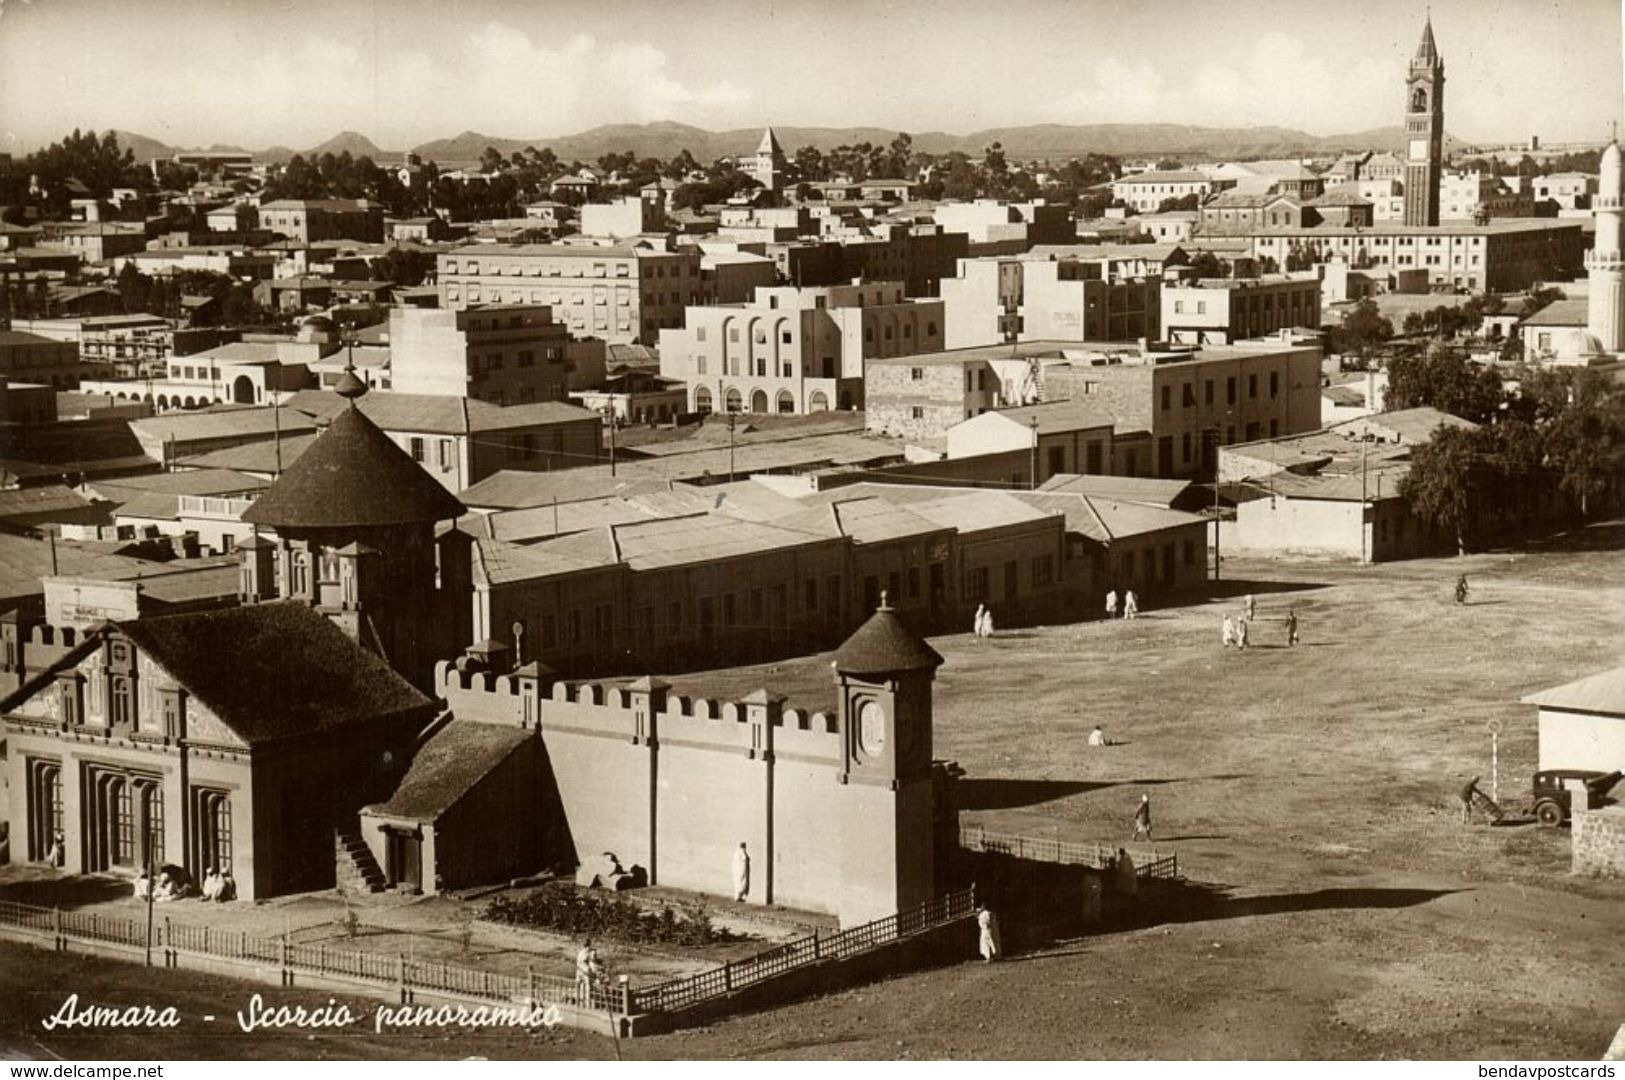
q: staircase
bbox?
[335,826,386,894]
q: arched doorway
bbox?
[156,395,169,410]
[750,390,768,414]
[694,386,713,414]
[725,388,743,413]
[808,391,830,412]
[231,374,256,405]
[182,396,196,409]
[777,390,795,414]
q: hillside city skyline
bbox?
[1,0,1620,155]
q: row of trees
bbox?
[0,129,154,219]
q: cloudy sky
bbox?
[1,0,1620,153]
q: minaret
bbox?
[1403,17,1445,227]
[1587,140,1624,353]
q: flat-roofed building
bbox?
[932,338,1326,479]
[1110,171,1226,213]
[939,254,1163,350]
[930,199,1075,249]
[1221,220,1584,292]
[258,199,385,244]
[1162,273,1322,345]
[388,304,606,405]
[659,280,945,415]
[437,243,706,345]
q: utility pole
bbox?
[1029,415,1040,489]
[1210,429,1222,581]
[727,410,737,483]
[1360,432,1370,565]
[608,414,617,477]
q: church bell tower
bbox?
[1403,17,1445,227]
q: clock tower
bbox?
[1403,17,1445,227]
[833,595,942,787]
[830,594,944,918]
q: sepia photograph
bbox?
[0,0,1623,1068]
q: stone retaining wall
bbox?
[1572,806,1625,877]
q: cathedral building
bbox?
[0,372,470,899]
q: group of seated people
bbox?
[133,866,235,903]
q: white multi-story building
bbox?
[658,281,945,414]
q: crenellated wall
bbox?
[430,661,913,925]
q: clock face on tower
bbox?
[1408,139,1429,162]
[859,699,886,757]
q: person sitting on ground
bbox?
[134,871,152,901]
[1088,726,1110,747]
[201,867,223,902]
[217,872,236,902]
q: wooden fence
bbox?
[631,886,977,1015]
[0,886,979,1022]
[958,824,1180,880]
[0,898,608,1011]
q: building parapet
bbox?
[433,660,843,762]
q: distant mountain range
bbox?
[107,121,1471,167]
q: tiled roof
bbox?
[175,433,320,474]
[369,721,532,821]
[117,602,431,745]
[129,408,319,445]
[1114,171,1212,186]
[243,405,466,529]
[1520,299,1589,327]
[1037,473,1195,509]
[284,390,598,434]
[832,604,943,674]
[0,486,97,522]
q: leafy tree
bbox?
[1327,298,1393,360]
[1385,346,1506,422]
[1400,425,1491,555]
[372,248,436,287]
[1156,193,1199,213]
[982,142,1008,178]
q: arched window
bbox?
[1410,87,1427,112]
[694,386,713,413]
[725,388,743,413]
[751,389,769,414]
[776,390,795,414]
[808,390,830,412]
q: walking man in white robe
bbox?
[980,608,995,638]
[1105,589,1118,620]
[977,907,1000,962]
[732,841,751,902]
[1124,590,1139,619]
[1222,615,1235,647]
[972,604,985,639]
